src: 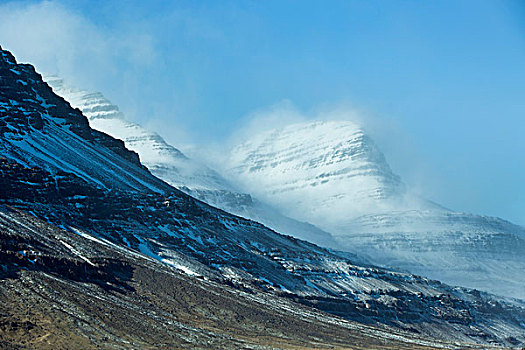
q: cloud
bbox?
[0,0,156,107]
[227,99,384,147]
[228,100,305,145]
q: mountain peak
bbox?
[228,119,407,226]
[45,75,339,246]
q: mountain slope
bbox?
[44,75,336,247]
[1,46,525,347]
[227,120,525,300]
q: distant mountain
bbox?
[227,120,525,300]
[2,46,525,347]
[44,75,337,247]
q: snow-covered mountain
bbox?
[43,75,232,191]
[44,75,336,247]
[4,45,525,347]
[5,47,525,348]
[227,120,525,300]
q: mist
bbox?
[0,0,523,225]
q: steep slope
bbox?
[227,120,525,300]
[2,46,525,347]
[44,75,336,247]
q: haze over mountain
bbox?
[1,0,523,228]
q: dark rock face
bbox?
[0,157,97,204]
[0,47,90,138]
[0,46,142,167]
[1,45,525,348]
[92,129,143,167]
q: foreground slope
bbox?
[1,46,525,347]
[44,75,336,247]
[227,120,525,300]
[2,206,466,350]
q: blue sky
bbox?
[0,0,524,224]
